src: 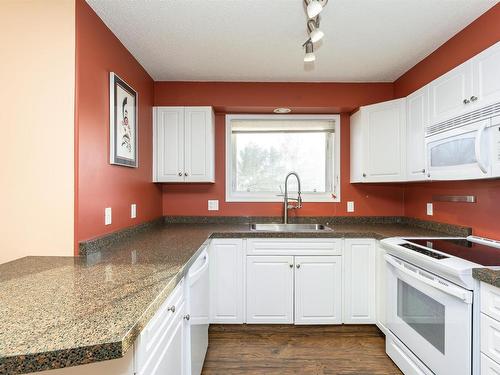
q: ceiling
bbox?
[86,0,498,82]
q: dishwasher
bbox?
[188,248,209,375]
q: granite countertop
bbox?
[0,221,479,374]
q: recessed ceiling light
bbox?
[274,108,292,114]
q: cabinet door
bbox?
[472,42,500,109]
[375,244,387,333]
[363,98,406,181]
[246,256,294,324]
[209,239,244,323]
[184,107,215,182]
[406,86,428,181]
[154,107,185,182]
[428,62,473,125]
[137,302,187,375]
[343,239,376,324]
[294,256,342,325]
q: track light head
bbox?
[307,18,324,43]
[307,0,323,18]
[304,41,315,62]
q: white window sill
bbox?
[226,193,340,203]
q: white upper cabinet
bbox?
[350,98,406,183]
[154,106,214,183]
[471,41,500,109]
[428,62,473,125]
[428,41,500,127]
[406,86,429,181]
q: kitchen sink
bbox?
[249,223,332,232]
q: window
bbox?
[226,114,340,202]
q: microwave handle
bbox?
[475,122,488,174]
[385,255,472,304]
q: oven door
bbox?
[386,255,473,375]
[426,119,491,180]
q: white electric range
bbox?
[380,236,500,375]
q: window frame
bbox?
[225,114,341,203]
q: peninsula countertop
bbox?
[0,221,476,374]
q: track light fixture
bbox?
[303,40,315,62]
[302,0,328,62]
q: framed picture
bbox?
[109,72,138,167]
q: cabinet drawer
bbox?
[481,353,500,374]
[481,282,500,321]
[135,279,184,370]
[481,313,500,364]
[246,238,342,256]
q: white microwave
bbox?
[425,115,500,180]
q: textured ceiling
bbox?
[86,0,498,82]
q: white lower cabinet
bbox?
[136,301,187,375]
[246,253,343,325]
[246,255,294,324]
[135,280,188,375]
[295,256,342,325]
[480,282,500,373]
[375,243,388,333]
[343,239,376,324]
[209,239,245,324]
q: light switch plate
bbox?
[426,203,433,216]
[105,207,112,225]
[131,204,137,219]
[347,201,355,213]
[208,200,219,211]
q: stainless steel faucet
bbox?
[283,172,302,224]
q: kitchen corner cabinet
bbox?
[343,239,376,324]
[153,106,215,183]
[350,98,407,183]
[209,239,245,324]
[406,86,429,181]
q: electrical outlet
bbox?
[131,204,137,219]
[347,201,355,213]
[426,203,433,216]
[208,200,219,211]
[105,207,112,225]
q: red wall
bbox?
[156,82,405,217]
[395,4,500,237]
[76,0,162,243]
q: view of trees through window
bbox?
[234,132,331,193]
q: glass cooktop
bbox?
[402,238,500,266]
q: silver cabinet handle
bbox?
[362,173,366,178]
[178,172,182,176]
[184,172,188,177]
[289,264,293,268]
[296,264,301,269]
[463,98,470,104]
[168,305,176,313]
[184,314,190,321]
[470,96,478,102]
[421,168,426,173]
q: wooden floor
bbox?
[202,325,402,375]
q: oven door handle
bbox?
[385,255,472,304]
